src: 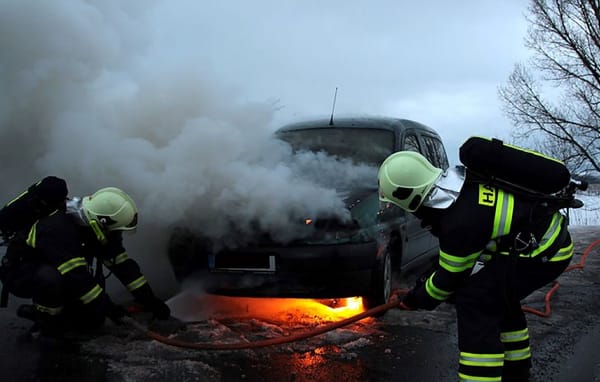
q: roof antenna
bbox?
[328,87,338,126]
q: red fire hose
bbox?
[124,239,600,350]
[122,298,402,350]
[521,238,600,317]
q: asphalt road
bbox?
[1,225,599,382]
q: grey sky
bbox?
[148,1,530,160]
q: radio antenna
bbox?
[328,87,338,126]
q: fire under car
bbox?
[168,116,449,309]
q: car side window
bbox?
[422,136,449,170]
[403,133,421,153]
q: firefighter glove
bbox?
[401,288,418,310]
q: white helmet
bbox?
[81,187,138,232]
[378,151,443,212]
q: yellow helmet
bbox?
[81,187,138,232]
[378,151,443,212]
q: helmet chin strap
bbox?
[422,166,466,209]
[66,197,108,244]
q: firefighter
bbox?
[378,151,573,382]
[1,186,170,335]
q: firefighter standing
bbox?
[0,183,170,335]
[378,151,573,382]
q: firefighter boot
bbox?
[17,304,65,337]
[503,367,530,382]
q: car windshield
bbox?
[277,127,395,166]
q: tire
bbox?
[364,249,392,312]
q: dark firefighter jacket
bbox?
[22,210,157,316]
[410,176,574,310]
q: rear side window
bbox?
[422,136,449,170]
[403,134,421,153]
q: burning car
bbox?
[168,116,448,309]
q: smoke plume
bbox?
[0,1,376,296]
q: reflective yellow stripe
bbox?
[57,257,88,275]
[6,188,32,206]
[425,273,452,301]
[524,213,564,258]
[115,252,129,265]
[34,303,63,316]
[103,252,129,267]
[439,250,481,273]
[26,222,38,248]
[459,352,504,367]
[472,136,565,165]
[458,373,501,382]
[504,347,532,361]
[89,219,107,244]
[503,140,565,164]
[500,328,529,343]
[24,210,60,248]
[126,276,147,292]
[80,285,103,304]
[492,190,514,238]
[550,241,574,262]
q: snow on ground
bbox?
[569,192,600,226]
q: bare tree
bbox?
[499,0,600,174]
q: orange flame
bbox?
[204,296,367,324]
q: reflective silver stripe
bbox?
[550,241,574,262]
[425,274,452,301]
[500,328,529,343]
[492,190,514,238]
[439,250,481,273]
[459,352,504,367]
[57,257,88,275]
[505,347,532,361]
[524,213,563,258]
[80,285,103,304]
[126,276,147,292]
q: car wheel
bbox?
[364,249,392,312]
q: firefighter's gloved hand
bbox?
[145,297,171,320]
[403,286,445,311]
[400,288,418,310]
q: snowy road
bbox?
[1,225,599,382]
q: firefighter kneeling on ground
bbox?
[0,180,170,336]
[378,151,573,382]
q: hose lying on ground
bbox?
[124,238,600,349]
[122,298,401,350]
[521,238,600,317]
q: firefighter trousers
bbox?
[453,237,572,382]
[2,256,104,329]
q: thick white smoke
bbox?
[0,1,376,295]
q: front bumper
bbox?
[202,241,379,298]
